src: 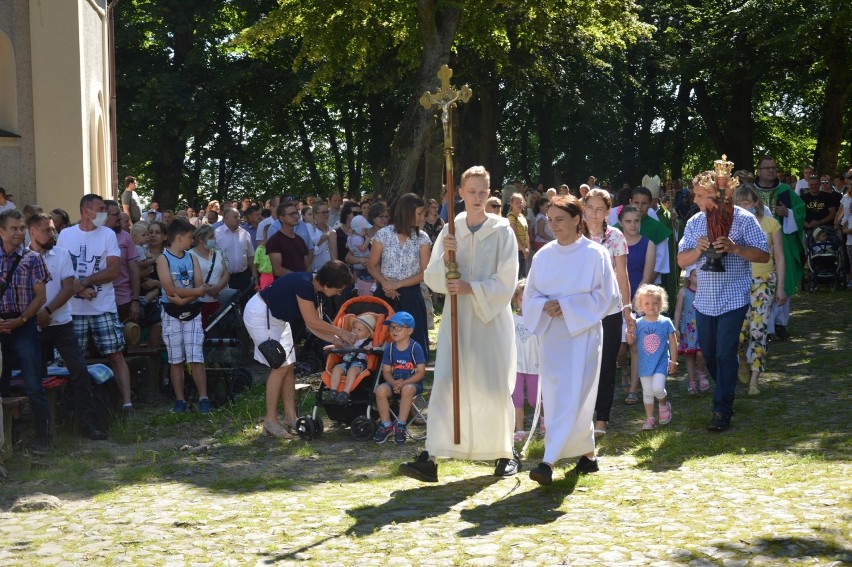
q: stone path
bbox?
[1,293,850,566]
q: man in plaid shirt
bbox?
[678,172,769,432]
[0,210,50,453]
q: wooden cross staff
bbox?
[420,65,472,445]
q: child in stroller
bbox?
[806,227,845,291]
[325,313,376,404]
[295,296,392,440]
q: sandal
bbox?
[624,391,639,405]
[594,421,608,436]
[688,380,698,395]
[697,370,710,392]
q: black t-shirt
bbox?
[801,191,837,224]
[259,272,315,322]
[266,230,308,273]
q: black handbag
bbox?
[258,307,287,369]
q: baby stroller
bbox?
[295,296,427,441]
[804,235,845,292]
[179,286,254,407]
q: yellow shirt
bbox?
[752,214,780,278]
[507,212,529,250]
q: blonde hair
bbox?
[130,223,149,237]
[512,278,527,311]
[633,283,669,313]
[460,165,490,189]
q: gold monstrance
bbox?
[702,154,739,272]
[420,65,471,445]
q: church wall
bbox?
[0,0,37,207]
[29,0,111,222]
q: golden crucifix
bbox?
[420,65,471,445]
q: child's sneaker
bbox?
[641,417,656,431]
[198,398,212,414]
[513,430,527,443]
[336,391,350,404]
[394,423,407,445]
[373,422,394,443]
[658,402,672,425]
[687,380,698,395]
[697,370,710,392]
[173,400,187,413]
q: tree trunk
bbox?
[693,80,728,155]
[813,26,852,175]
[727,74,755,171]
[384,1,462,200]
[533,94,554,187]
[670,77,692,181]
[297,118,322,192]
[478,79,504,186]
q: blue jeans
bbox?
[696,305,749,418]
[0,317,50,441]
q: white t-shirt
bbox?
[257,216,275,244]
[514,314,540,375]
[189,248,227,303]
[0,201,16,213]
[38,246,75,326]
[795,178,809,196]
[56,225,121,315]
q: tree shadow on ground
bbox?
[256,476,500,563]
[705,535,852,564]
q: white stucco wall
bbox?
[0,0,37,206]
[29,0,111,220]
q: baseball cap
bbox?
[384,311,415,328]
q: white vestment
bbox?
[424,212,518,460]
[523,237,619,464]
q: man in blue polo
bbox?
[678,170,769,432]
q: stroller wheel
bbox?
[295,416,315,440]
[311,417,324,438]
[351,416,376,442]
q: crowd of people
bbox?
[0,159,848,479]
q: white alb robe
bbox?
[523,237,619,464]
[424,212,518,460]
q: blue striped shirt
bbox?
[678,207,768,316]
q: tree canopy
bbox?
[115,0,852,207]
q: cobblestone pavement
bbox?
[1,295,850,566]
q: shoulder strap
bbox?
[6,253,22,281]
[205,251,217,283]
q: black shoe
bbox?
[529,462,553,486]
[572,455,599,475]
[398,451,438,483]
[32,441,53,456]
[708,412,731,432]
[775,325,789,342]
[82,425,108,441]
[494,448,522,477]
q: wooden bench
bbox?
[2,396,29,455]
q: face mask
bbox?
[92,211,108,227]
[112,224,122,234]
[747,207,757,215]
[206,239,216,249]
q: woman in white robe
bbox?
[398,166,519,483]
[524,195,620,485]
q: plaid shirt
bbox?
[0,244,49,315]
[679,207,768,316]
